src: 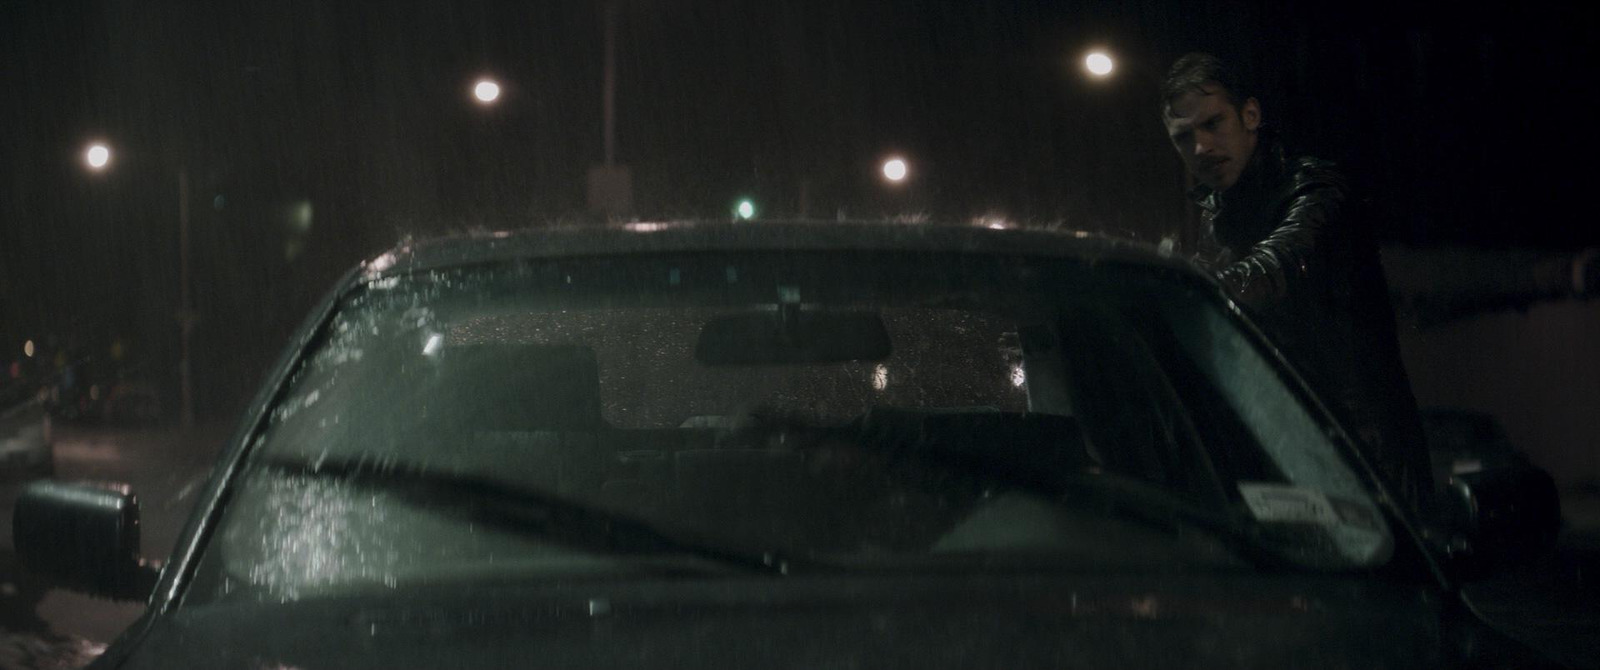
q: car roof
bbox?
[357,221,1206,281]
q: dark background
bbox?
[2,0,1594,417]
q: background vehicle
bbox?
[12,224,1566,668]
[0,383,53,479]
[48,359,165,427]
[1423,407,1528,482]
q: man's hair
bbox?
[1160,52,1252,115]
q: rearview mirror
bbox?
[11,481,161,601]
[695,308,891,365]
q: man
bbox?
[1160,52,1434,520]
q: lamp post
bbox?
[177,168,193,428]
[83,142,195,427]
[1072,48,1197,250]
[586,0,633,217]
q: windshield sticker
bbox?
[1324,495,1383,532]
[1237,482,1393,564]
[1238,483,1341,524]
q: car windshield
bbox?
[188,246,1395,604]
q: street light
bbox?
[473,78,501,104]
[85,143,111,170]
[1085,51,1114,77]
[735,199,756,220]
[80,141,196,427]
[881,158,909,183]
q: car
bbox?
[0,386,53,479]
[12,222,1568,668]
[1422,407,1530,480]
[47,359,165,426]
[1420,407,1599,666]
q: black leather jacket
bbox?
[1191,134,1433,518]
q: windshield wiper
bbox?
[255,453,801,576]
[821,410,1296,568]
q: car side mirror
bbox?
[1438,464,1561,580]
[11,481,161,601]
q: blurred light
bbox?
[872,364,889,391]
[366,251,398,275]
[473,79,501,104]
[1011,364,1027,388]
[85,144,111,170]
[736,200,755,220]
[882,158,908,183]
[422,334,444,357]
[974,215,1012,230]
[1085,52,1114,77]
[23,340,34,358]
[288,200,314,233]
[624,222,670,232]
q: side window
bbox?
[1135,317,1286,489]
[1047,304,1220,503]
[1159,289,1393,566]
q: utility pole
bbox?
[586,0,633,217]
[178,168,195,428]
[603,0,617,168]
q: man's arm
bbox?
[1215,175,1347,312]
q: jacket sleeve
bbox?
[1215,178,1346,312]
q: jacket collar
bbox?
[1189,129,1288,222]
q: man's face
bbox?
[1163,86,1260,192]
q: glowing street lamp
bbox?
[1085,51,1114,77]
[735,199,756,220]
[881,158,908,183]
[78,140,197,426]
[473,79,502,105]
[85,143,111,170]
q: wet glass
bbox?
[188,250,1393,604]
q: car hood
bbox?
[107,572,1488,669]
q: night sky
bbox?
[2,0,1594,413]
